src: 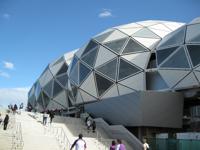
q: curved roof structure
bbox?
[67,20,184,105]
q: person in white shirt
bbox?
[143,139,149,150]
[70,134,87,150]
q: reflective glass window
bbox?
[187,45,200,67]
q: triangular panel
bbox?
[96,58,118,81]
[79,62,91,85]
[46,100,65,110]
[79,90,97,102]
[119,72,144,91]
[104,38,128,54]
[103,30,128,43]
[42,92,50,109]
[118,84,136,96]
[175,72,198,89]
[149,28,170,38]
[75,90,84,104]
[194,71,200,83]
[50,61,64,76]
[133,37,160,49]
[118,27,142,36]
[94,30,114,43]
[95,46,117,67]
[187,45,200,67]
[101,84,119,99]
[53,90,68,107]
[81,47,98,67]
[122,38,148,54]
[43,80,54,98]
[122,52,150,69]
[69,63,79,85]
[160,46,190,68]
[159,70,189,88]
[56,74,68,88]
[53,81,63,98]
[156,46,178,65]
[95,73,114,97]
[132,28,160,39]
[118,58,141,80]
[56,63,68,76]
[80,73,97,98]
[82,40,98,56]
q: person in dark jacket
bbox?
[3,114,9,130]
[49,111,55,123]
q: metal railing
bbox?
[45,125,71,150]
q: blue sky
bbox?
[0,0,199,105]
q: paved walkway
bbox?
[15,112,60,150]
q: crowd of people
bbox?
[42,110,55,125]
[8,103,24,114]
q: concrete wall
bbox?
[85,91,183,128]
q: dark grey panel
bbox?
[118,58,141,80]
[157,46,178,65]
[43,80,53,97]
[82,40,98,56]
[53,81,63,98]
[187,45,200,67]
[81,47,98,67]
[70,56,78,73]
[56,63,68,76]
[95,73,114,97]
[42,92,50,108]
[146,72,168,90]
[104,38,128,54]
[79,62,91,84]
[56,74,68,88]
[122,38,147,54]
[161,47,190,68]
[70,63,79,85]
[96,58,118,80]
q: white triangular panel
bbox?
[102,84,119,99]
[95,46,117,67]
[119,72,145,90]
[118,28,142,36]
[149,28,171,38]
[149,24,171,32]
[175,72,199,89]
[159,70,189,88]
[163,22,184,31]
[122,52,150,69]
[103,30,127,43]
[194,71,200,83]
[80,90,96,102]
[80,73,97,98]
[137,21,158,27]
[49,61,64,75]
[76,91,84,104]
[133,37,160,49]
[115,23,142,29]
[53,90,68,107]
[194,65,200,72]
[118,84,136,96]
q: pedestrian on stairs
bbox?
[115,139,126,150]
[110,140,116,150]
[70,133,87,150]
[3,114,9,130]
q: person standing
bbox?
[70,133,87,150]
[92,120,96,133]
[3,114,9,130]
[43,111,48,125]
[110,140,116,150]
[143,139,149,150]
[115,139,126,150]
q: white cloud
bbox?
[3,61,14,70]
[0,87,30,107]
[0,71,10,78]
[2,13,11,20]
[99,9,113,18]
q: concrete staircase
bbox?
[0,128,13,150]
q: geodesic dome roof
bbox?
[156,20,200,90]
[28,50,77,112]
[67,20,184,104]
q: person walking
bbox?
[110,140,116,150]
[70,133,87,150]
[49,111,55,123]
[115,139,126,150]
[92,120,96,133]
[43,111,48,125]
[3,114,9,130]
